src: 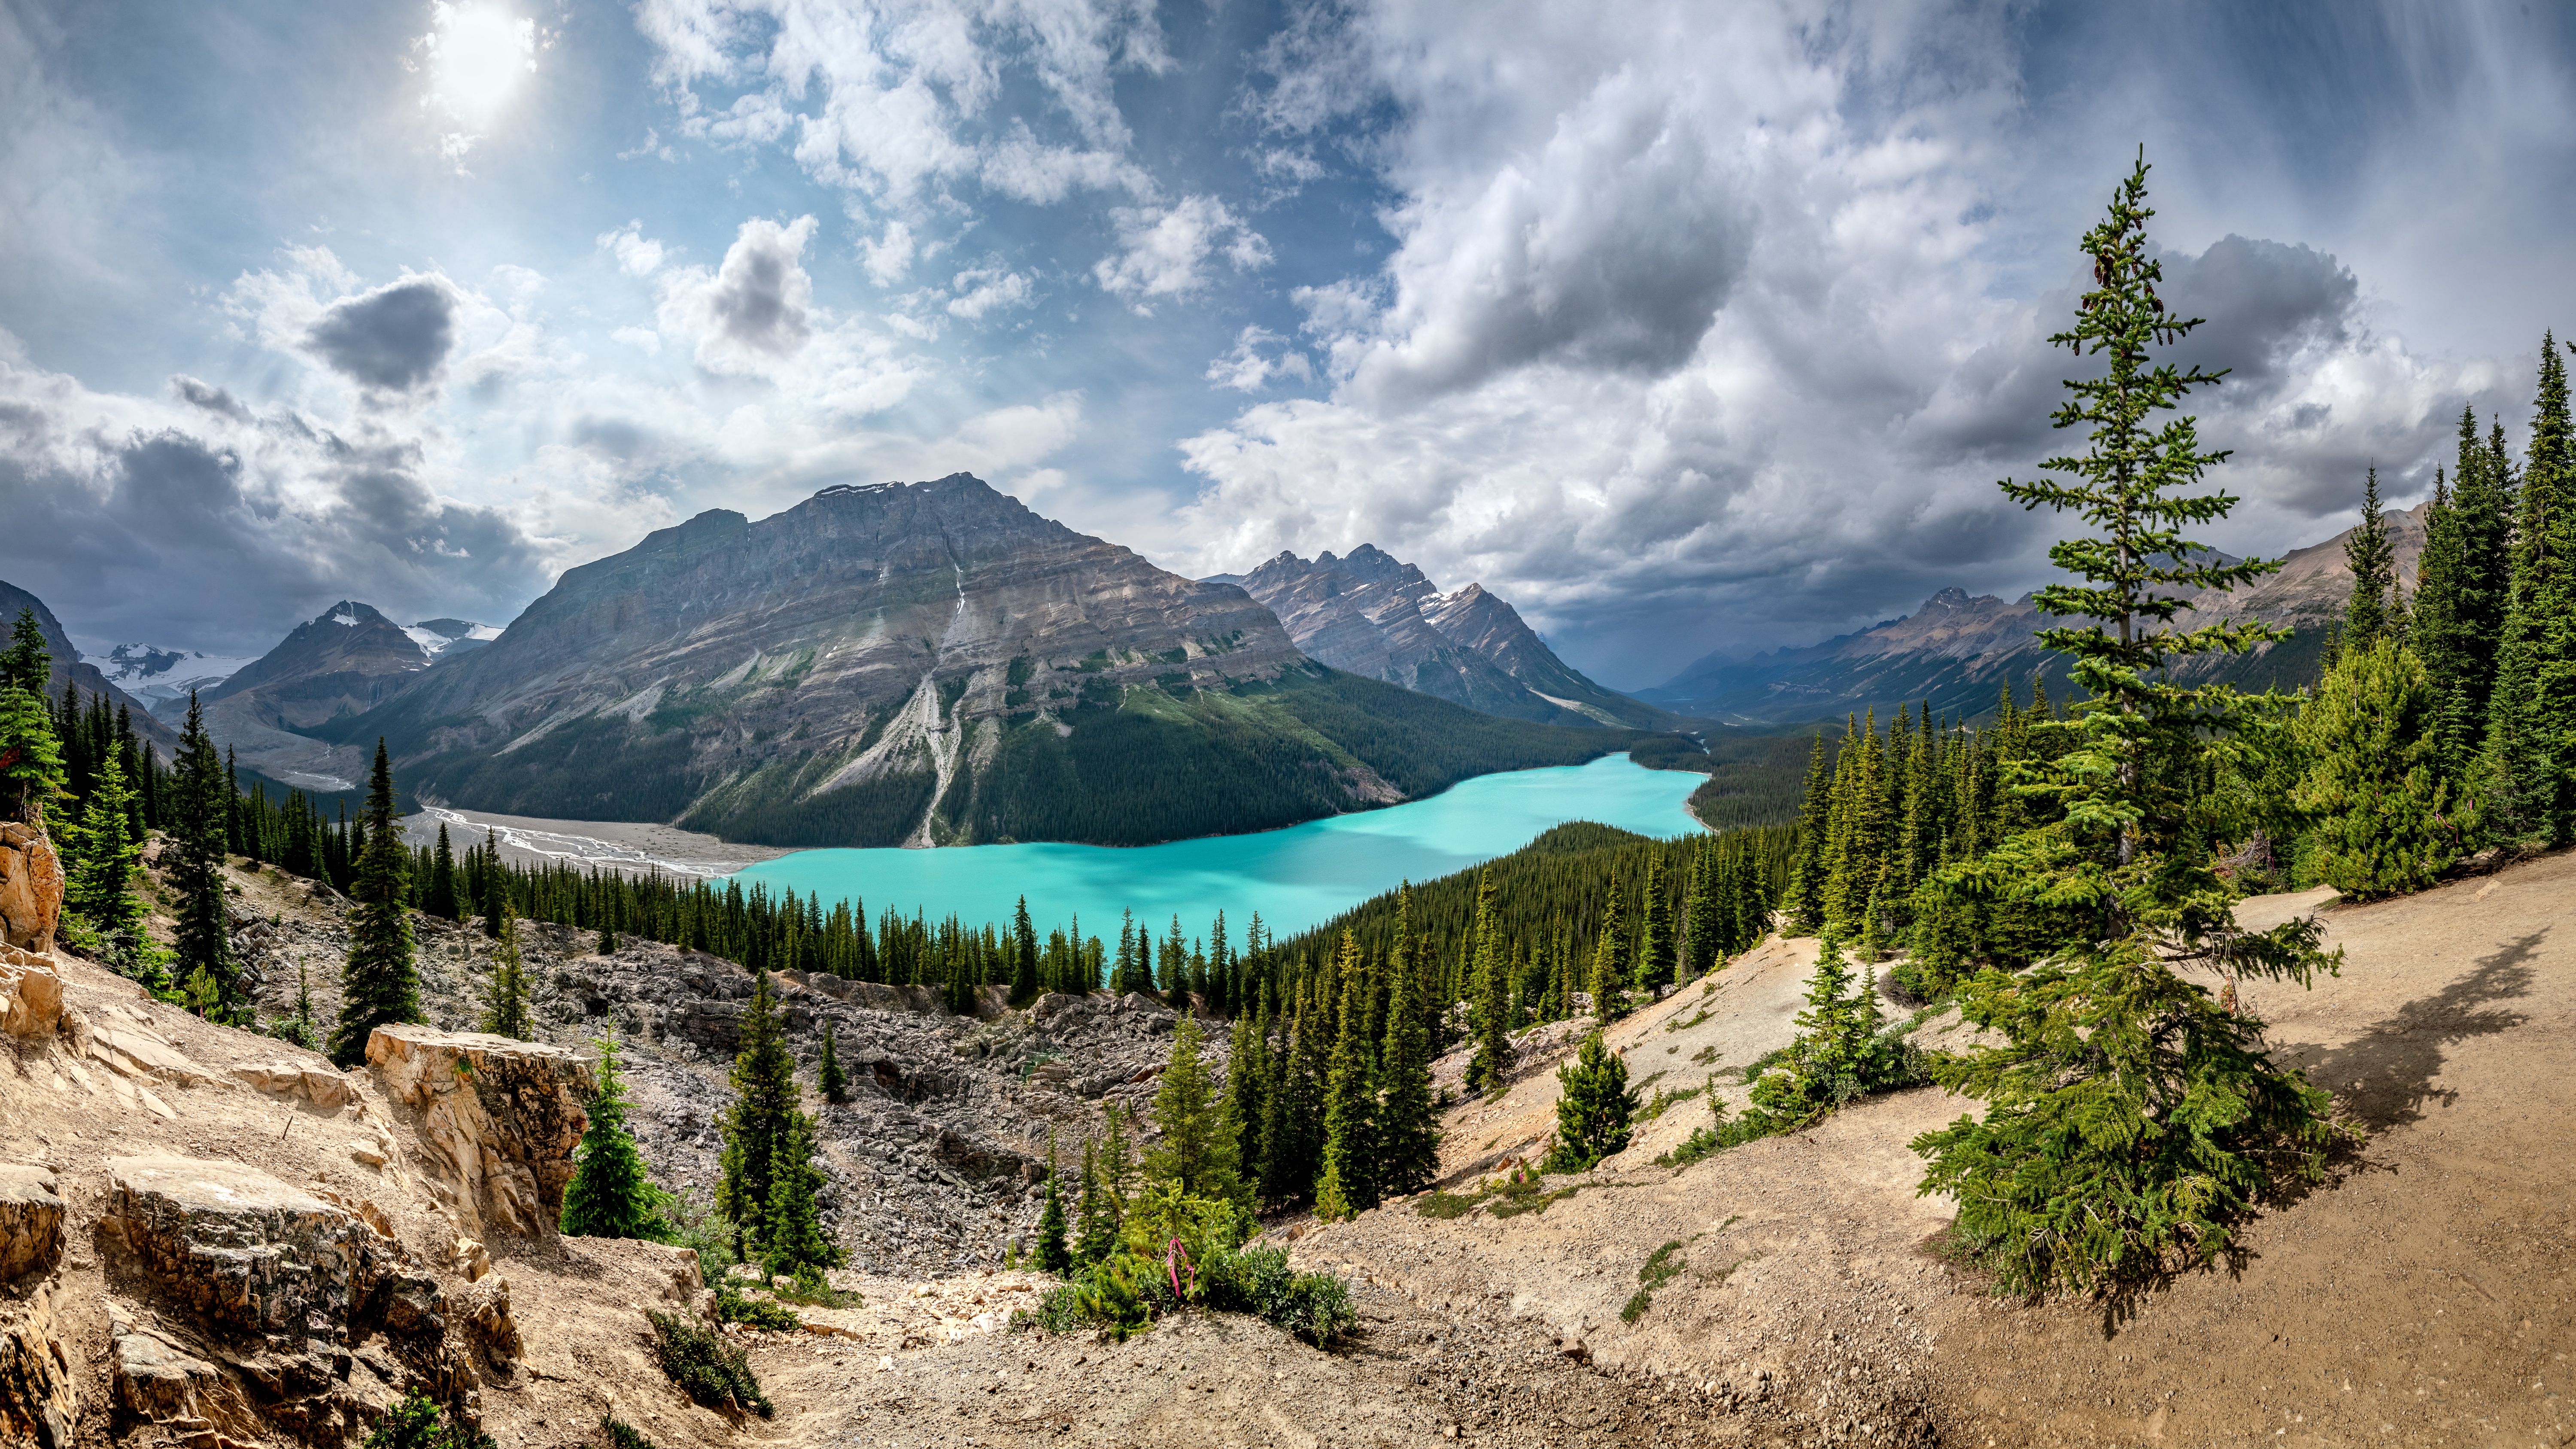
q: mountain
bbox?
[406,617,500,659]
[185,601,443,790]
[0,579,181,749]
[325,474,1638,847]
[1232,545,1688,730]
[1645,503,2428,724]
[88,641,264,708]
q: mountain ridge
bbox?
[1231,545,1691,731]
[1645,502,2426,723]
[322,475,1642,847]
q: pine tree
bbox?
[1010,895,1039,1004]
[478,831,509,937]
[760,1109,841,1279]
[1312,934,1376,1220]
[1223,1005,1267,1192]
[2417,408,2515,787]
[1034,1136,1072,1274]
[1631,851,1674,996]
[1585,869,1627,1021]
[1142,1011,1244,1207]
[329,739,422,1063]
[1464,873,1514,1095]
[0,617,63,823]
[1097,1103,1136,1219]
[718,968,801,1261]
[1781,731,1832,931]
[1374,928,1442,1197]
[2342,467,2397,650]
[64,750,145,940]
[169,693,245,1019]
[817,1020,848,1104]
[1543,1030,1634,1173]
[560,1029,669,1239]
[2295,636,2460,898]
[2483,335,2572,844]
[480,912,534,1039]
[0,610,46,696]
[1911,154,2350,1298]
[425,824,460,920]
[1073,1140,1114,1264]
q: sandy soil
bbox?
[397,808,795,878]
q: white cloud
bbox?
[1093,195,1271,309]
[412,2,540,169]
[610,326,663,354]
[946,267,1034,320]
[858,219,916,286]
[597,221,667,277]
[656,215,820,376]
[1206,325,1313,393]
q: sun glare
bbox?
[421,2,535,132]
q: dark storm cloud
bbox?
[304,276,457,393]
[170,374,253,422]
[0,374,549,653]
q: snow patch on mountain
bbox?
[79,639,264,705]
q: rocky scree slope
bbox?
[1235,545,1689,731]
[330,475,1632,848]
[1650,502,2429,724]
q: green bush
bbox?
[712,1284,801,1331]
[645,1310,771,1417]
[598,1416,657,1449]
[364,1391,495,1449]
[1017,1191,1354,1347]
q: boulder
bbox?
[87,1018,217,1087]
[0,1165,64,1281]
[1,1283,79,1449]
[365,1026,591,1239]
[0,823,61,954]
[106,1302,256,1440]
[105,1154,393,1344]
[0,946,64,1044]
[230,1059,360,1113]
[456,1275,522,1367]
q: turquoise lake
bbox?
[728,753,1702,941]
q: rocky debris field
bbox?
[210,858,1207,1277]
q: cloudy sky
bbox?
[3,0,2570,687]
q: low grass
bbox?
[1620,1238,1692,1323]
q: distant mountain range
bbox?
[0,580,180,750]
[1227,546,1690,731]
[301,475,1642,847]
[1641,503,2426,724]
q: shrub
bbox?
[598,1416,656,1449]
[712,1284,801,1331]
[364,1391,495,1449]
[1542,1032,1635,1173]
[645,1310,771,1417]
[1017,1190,1355,1347]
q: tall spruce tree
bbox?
[1781,731,1832,931]
[1034,1135,1072,1273]
[760,1109,842,1279]
[1464,872,1514,1094]
[425,824,460,920]
[1010,895,1039,1004]
[2342,467,2397,650]
[480,913,534,1039]
[559,1029,668,1239]
[170,693,244,1019]
[2295,636,2459,898]
[817,1021,848,1104]
[1313,933,1377,1220]
[478,831,509,937]
[2415,409,2515,785]
[717,968,801,1260]
[2483,335,2572,844]
[1374,930,1443,1197]
[1073,1139,1114,1264]
[0,612,62,827]
[1910,154,2351,1298]
[1142,1011,1245,1207]
[64,751,145,941]
[330,740,421,1062]
[1585,869,1627,1020]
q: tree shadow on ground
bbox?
[2272,927,2544,1133]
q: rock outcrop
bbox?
[0,945,66,1044]
[2,1283,79,1449]
[365,1026,591,1239]
[0,1166,64,1282]
[0,822,62,954]
[106,1155,401,1344]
